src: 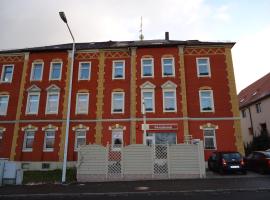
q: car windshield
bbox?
[222,153,241,161]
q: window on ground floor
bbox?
[75,129,86,151]
[203,129,216,150]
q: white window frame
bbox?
[49,62,62,80]
[30,62,44,81]
[45,91,60,114]
[43,129,55,152]
[203,128,217,150]
[163,89,177,112]
[112,129,123,151]
[112,60,125,79]
[141,89,155,113]
[22,130,35,152]
[26,92,40,115]
[78,62,91,80]
[0,95,9,116]
[196,57,211,77]
[161,57,175,77]
[76,93,89,114]
[199,90,215,112]
[141,58,154,78]
[1,64,14,83]
[111,92,125,114]
[74,129,86,151]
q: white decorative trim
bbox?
[0,127,6,132]
[161,80,177,89]
[42,124,59,131]
[21,124,38,131]
[109,124,126,130]
[140,81,156,89]
[72,124,90,131]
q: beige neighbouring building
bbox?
[238,72,270,146]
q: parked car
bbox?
[244,151,270,174]
[208,151,246,174]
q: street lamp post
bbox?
[59,11,75,183]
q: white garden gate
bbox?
[77,142,205,182]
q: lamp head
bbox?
[59,11,67,23]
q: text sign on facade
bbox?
[148,124,178,130]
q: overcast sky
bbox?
[1,0,270,93]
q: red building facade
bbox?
[0,39,243,170]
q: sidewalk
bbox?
[0,174,270,196]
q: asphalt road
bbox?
[1,190,270,200]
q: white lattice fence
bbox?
[77,142,205,182]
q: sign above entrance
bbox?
[148,124,178,130]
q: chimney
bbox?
[165,32,169,40]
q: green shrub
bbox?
[23,168,76,184]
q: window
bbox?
[163,90,176,112]
[23,130,35,152]
[26,93,40,114]
[43,130,55,152]
[1,65,14,82]
[75,130,86,151]
[112,92,124,113]
[112,129,123,151]
[142,90,154,112]
[141,58,154,77]
[203,129,216,150]
[242,109,246,118]
[255,103,261,113]
[0,95,9,116]
[50,62,62,80]
[248,127,253,135]
[42,163,50,169]
[76,93,89,114]
[199,90,214,112]
[162,58,175,77]
[78,62,91,80]
[0,130,3,147]
[196,58,211,77]
[112,61,125,79]
[31,63,43,81]
[46,92,60,114]
[261,123,267,132]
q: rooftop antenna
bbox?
[139,16,144,41]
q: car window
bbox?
[247,153,253,159]
[222,153,241,161]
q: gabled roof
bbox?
[0,39,235,54]
[238,72,270,109]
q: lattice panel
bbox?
[0,55,24,63]
[76,52,99,60]
[105,51,130,58]
[153,145,168,174]
[184,48,225,55]
[107,145,122,175]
